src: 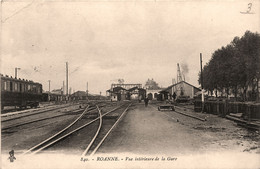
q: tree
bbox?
[198,31,260,101]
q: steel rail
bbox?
[81,105,103,157]
[174,109,206,121]
[2,104,109,130]
[2,101,106,120]
[2,107,94,130]
[174,105,194,111]
[1,104,81,123]
[1,103,77,118]
[30,104,126,155]
[23,103,126,155]
[90,103,132,156]
[152,104,206,122]
[22,105,89,155]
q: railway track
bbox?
[1,100,113,120]
[1,101,114,131]
[2,106,89,131]
[174,103,194,111]
[174,107,206,121]
[22,103,131,155]
[152,103,206,121]
[1,103,80,121]
[81,103,132,156]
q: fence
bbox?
[194,100,260,120]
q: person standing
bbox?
[144,97,149,107]
[172,92,177,101]
[138,95,142,103]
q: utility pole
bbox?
[15,67,21,78]
[66,62,69,100]
[86,82,88,96]
[200,53,204,112]
[171,78,174,97]
[48,80,51,92]
[63,81,65,95]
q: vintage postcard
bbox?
[1,0,259,168]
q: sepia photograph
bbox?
[1,0,259,168]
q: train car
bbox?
[1,74,42,110]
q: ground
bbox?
[99,103,259,155]
[1,102,259,169]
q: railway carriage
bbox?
[1,74,42,110]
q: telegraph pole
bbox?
[48,80,51,92]
[63,81,65,95]
[86,82,88,96]
[171,78,174,97]
[66,62,69,100]
[200,53,204,112]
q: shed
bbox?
[160,81,201,100]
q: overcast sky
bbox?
[1,0,259,94]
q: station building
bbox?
[146,89,163,100]
[144,78,163,100]
[71,91,88,100]
[42,89,65,102]
[107,83,145,101]
[159,81,201,100]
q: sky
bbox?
[1,0,259,95]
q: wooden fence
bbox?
[194,100,260,120]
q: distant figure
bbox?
[138,95,142,103]
[172,92,177,101]
[144,97,149,107]
[8,150,16,163]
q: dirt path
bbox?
[98,103,259,155]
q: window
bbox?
[20,83,23,92]
[10,82,13,92]
[37,86,41,94]
[6,81,10,91]
[14,83,18,91]
[1,81,4,91]
[4,81,7,91]
[32,85,36,93]
[24,84,27,92]
[28,84,31,92]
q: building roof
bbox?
[71,91,87,97]
[0,74,41,85]
[160,81,201,92]
[107,86,126,93]
[127,86,138,92]
[71,91,97,97]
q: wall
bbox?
[146,89,161,100]
[167,82,198,98]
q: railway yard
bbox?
[1,100,259,168]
